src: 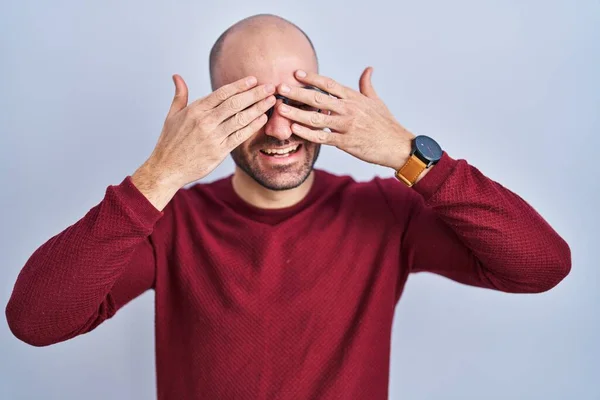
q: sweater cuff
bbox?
[411,151,458,202]
[110,176,165,229]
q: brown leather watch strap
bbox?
[395,155,427,187]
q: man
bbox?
[6,13,570,400]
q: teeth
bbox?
[262,144,299,155]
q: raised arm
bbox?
[263,68,570,293]
[6,73,277,346]
[378,152,571,293]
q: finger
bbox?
[195,76,258,111]
[212,83,276,124]
[277,103,347,131]
[219,95,276,136]
[167,74,189,118]
[293,70,357,100]
[224,113,269,150]
[277,84,345,114]
[359,66,380,100]
[290,123,343,147]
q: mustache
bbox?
[253,134,308,148]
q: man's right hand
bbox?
[132,74,276,210]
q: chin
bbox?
[250,168,313,191]
[231,142,320,191]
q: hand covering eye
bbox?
[266,85,331,119]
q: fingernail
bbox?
[280,84,290,93]
[266,95,275,104]
[265,84,275,93]
[296,70,307,78]
[246,77,257,86]
[280,105,290,113]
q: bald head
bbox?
[207,15,322,192]
[209,14,318,90]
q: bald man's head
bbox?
[208,14,322,191]
[209,14,318,90]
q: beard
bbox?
[230,134,321,191]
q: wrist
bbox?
[413,164,434,184]
[392,134,441,187]
[392,155,434,186]
[131,161,181,211]
[133,161,181,191]
[388,141,414,172]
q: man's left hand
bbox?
[276,67,416,171]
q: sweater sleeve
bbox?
[377,152,571,293]
[5,176,166,346]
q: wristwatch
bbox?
[395,135,443,187]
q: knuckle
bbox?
[204,108,218,121]
[325,78,336,90]
[254,86,266,100]
[235,111,249,127]
[199,113,217,129]
[194,116,205,130]
[317,130,329,143]
[234,129,244,144]
[216,88,229,102]
[228,96,242,111]
[310,112,324,126]
[314,91,328,104]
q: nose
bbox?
[264,98,293,141]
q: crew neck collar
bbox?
[219,169,327,225]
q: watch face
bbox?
[414,135,443,163]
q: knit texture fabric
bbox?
[6,152,571,399]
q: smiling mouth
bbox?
[260,144,302,157]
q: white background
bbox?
[1,1,598,399]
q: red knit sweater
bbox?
[6,152,570,399]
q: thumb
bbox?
[359,67,380,100]
[167,74,189,118]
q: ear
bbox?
[359,67,380,100]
